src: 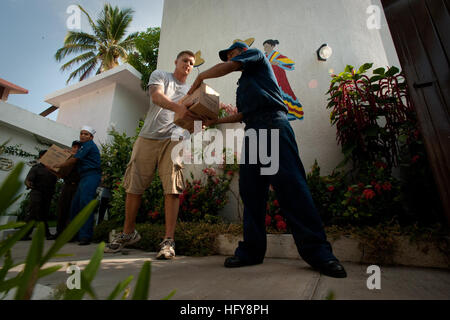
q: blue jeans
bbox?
[235,110,337,266]
[69,173,101,241]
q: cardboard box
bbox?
[39,144,74,177]
[174,83,220,131]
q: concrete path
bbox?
[4,240,450,300]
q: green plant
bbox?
[127,27,160,90]
[0,163,158,300]
[55,3,138,84]
[327,63,414,172]
[264,188,289,233]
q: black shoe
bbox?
[46,234,57,240]
[69,236,78,243]
[314,260,347,278]
[78,238,91,246]
[224,256,261,268]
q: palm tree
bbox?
[55,4,138,84]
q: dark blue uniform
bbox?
[231,48,338,267]
[69,140,101,241]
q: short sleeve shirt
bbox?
[139,70,190,140]
[231,48,287,119]
[74,140,101,175]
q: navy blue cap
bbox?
[219,42,249,62]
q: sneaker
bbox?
[156,238,176,260]
[104,230,141,253]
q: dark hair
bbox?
[263,39,279,47]
[38,150,47,159]
[72,140,81,148]
[176,50,195,60]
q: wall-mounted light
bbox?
[317,43,332,61]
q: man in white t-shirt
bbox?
[105,51,201,258]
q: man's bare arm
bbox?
[150,85,198,120]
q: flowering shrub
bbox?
[218,102,238,118]
[178,154,239,223]
[327,63,415,172]
[306,160,402,226]
[265,189,289,233]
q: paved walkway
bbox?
[4,240,450,300]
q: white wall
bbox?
[159,0,401,175]
[56,83,116,145]
[0,101,79,218]
[110,83,149,141]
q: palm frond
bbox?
[59,52,96,72]
[55,44,96,61]
[63,31,97,46]
[118,32,138,51]
[66,57,98,84]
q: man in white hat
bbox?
[55,125,101,245]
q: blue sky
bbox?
[0,0,164,120]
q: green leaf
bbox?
[132,261,151,300]
[41,199,98,265]
[385,66,400,77]
[0,163,24,216]
[162,289,176,300]
[344,65,354,73]
[370,75,384,83]
[398,134,408,144]
[0,221,26,231]
[331,91,342,99]
[0,274,22,292]
[358,63,373,74]
[0,221,34,258]
[107,275,134,300]
[63,242,105,300]
[38,265,63,279]
[14,222,45,300]
[373,67,385,75]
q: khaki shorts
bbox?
[123,137,185,195]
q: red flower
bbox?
[375,184,382,193]
[358,183,364,188]
[411,155,420,164]
[265,214,272,227]
[276,220,287,231]
[192,209,199,214]
[266,203,270,211]
[151,211,159,219]
[382,182,392,191]
[327,185,335,192]
[363,189,376,200]
[374,161,387,169]
[214,178,220,185]
[274,214,283,222]
[273,200,279,207]
[216,199,222,205]
[348,186,353,192]
[227,170,234,176]
[179,194,185,206]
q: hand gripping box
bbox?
[174,83,220,131]
[39,144,74,177]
